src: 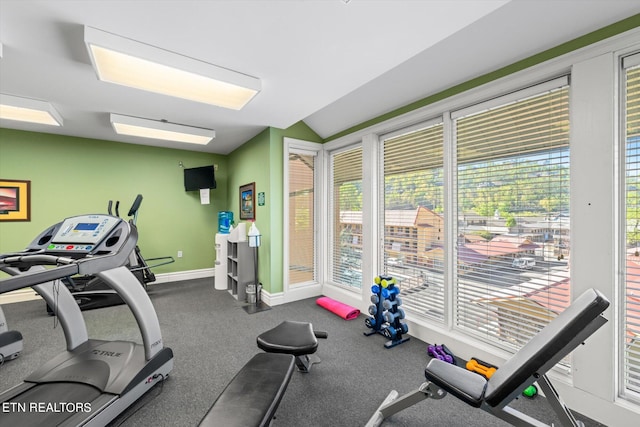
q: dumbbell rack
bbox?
[364,275,410,349]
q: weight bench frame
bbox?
[366,288,610,427]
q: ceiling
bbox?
[1,1,639,155]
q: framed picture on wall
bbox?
[0,179,31,221]
[239,182,256,220]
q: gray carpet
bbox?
[1,278,606,426]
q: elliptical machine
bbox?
[46,194,174,313]
[115,195,174,287]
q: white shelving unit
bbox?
[227,240,254,302]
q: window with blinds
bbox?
[622,53,640,400]
[330,146,363,289]
[453,79,571,355]
[380,122,445,320]
[288,151,316,285]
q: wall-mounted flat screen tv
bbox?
[184,165,216,191]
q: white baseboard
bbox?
[249,282,364,313]
[283,283,323,303]
[0,268,216,305]
[260,283,324,306]
[0,289,41,305]
[154,269,294,309]
[152,268,215,284]
[259,289,284,307]
[321,284,365,311]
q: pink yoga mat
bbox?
[316,297,360,320]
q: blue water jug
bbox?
[218,211,233,234]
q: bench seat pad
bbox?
[425,358,487,407]
[198,353,295,427]
[257,320,318,356]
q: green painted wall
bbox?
[0,128,226,274]
[226,121,322,294]
[226,127,271,293]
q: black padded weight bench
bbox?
[257,320,328,373]
[198,352,296,427]
[366,288,610,427]
[198,321,327,427]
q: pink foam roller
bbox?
[316,297,361,320]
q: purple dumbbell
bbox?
[427,344,455,364]
[427,344,442,360]
[436,345,454,364]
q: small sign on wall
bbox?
[258,192,265,206]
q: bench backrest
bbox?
[484,288,609,407]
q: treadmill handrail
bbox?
[0,264,90,351]
[0,263,79,295]
[0,218,137,295]
[0,253,75,265]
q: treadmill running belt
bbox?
[0,382,102,426]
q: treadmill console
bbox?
[46,215,121,255]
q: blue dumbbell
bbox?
[381,286,400,299]
[382,326,393,339]
[382,297,402,310]
[365,317,377,329]
[384,309,405,323]
[386,323,409,339]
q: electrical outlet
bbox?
[177,250,183,258]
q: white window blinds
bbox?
[380,122,445,320]
[454,79,571,355]
[623,52,640,400]
[330,146,363,289]
[288,150,316,285]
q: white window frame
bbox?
[283,137,323,302]
[318,27,640,426]
[619,49,640,405]
[324,142,364,293]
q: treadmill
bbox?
[47,195,174,313]
[0,213,174,426]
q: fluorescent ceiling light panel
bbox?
[110,114,215,145]
[84,26,261,110]
[0,94,63,126]
[0,42,3,58]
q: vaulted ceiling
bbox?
[1,1,639,154]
